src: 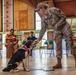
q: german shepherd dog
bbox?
[2,40,34,72]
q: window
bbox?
[35,12,41,30]
[67,18,76,28]
[35,12,47,46]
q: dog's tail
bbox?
[2,63,18,72]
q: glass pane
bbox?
[67,18,76,28]
[36,12,41,21]
[72,18,76,25]
[36,21,41,30]
[66,19,71,24]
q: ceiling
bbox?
[21,0,50,8]
[21,0,76,17]
[54,0,76,17]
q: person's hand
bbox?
[34,39,39,44]
[32,39,39,47]
[13,42,16,45]
[5,43,8,46]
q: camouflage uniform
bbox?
[38,7,75,58]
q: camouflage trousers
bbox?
[53,22,75,58]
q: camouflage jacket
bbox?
[39,7,66,41]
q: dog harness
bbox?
[21,45,30,54]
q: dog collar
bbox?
[21,45,30,54]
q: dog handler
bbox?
[35,2,76,69]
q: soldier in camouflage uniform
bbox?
[35,3,76,69]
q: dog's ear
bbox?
[25,40,33,48]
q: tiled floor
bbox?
[0,49,76,75]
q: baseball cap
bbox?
[35,3,49,12]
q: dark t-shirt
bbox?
[27,36,37,41]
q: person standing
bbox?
[5,29,19,58]
[35,2,76,69]
[27,31,37,56]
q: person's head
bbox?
[10,29,14,35]
[35,3,49,17]
[25,40,34,48]
[30,31,34,37]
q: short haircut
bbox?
[30,31,33,33]
[10,29,14,31]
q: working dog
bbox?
[2,40,34,72]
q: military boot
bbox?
[53,58,62,69]
[71,46,76,68]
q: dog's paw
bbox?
[2,68,10,72]
[25,68,30,72]
[10,69,20,72]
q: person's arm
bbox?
[38,20,48,41]
[5,34,12,46]
[54,7,66,28]
[27,37,30,40]
[13,35,18,45]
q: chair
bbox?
[22,41,26,45]
[44,40,54,57]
